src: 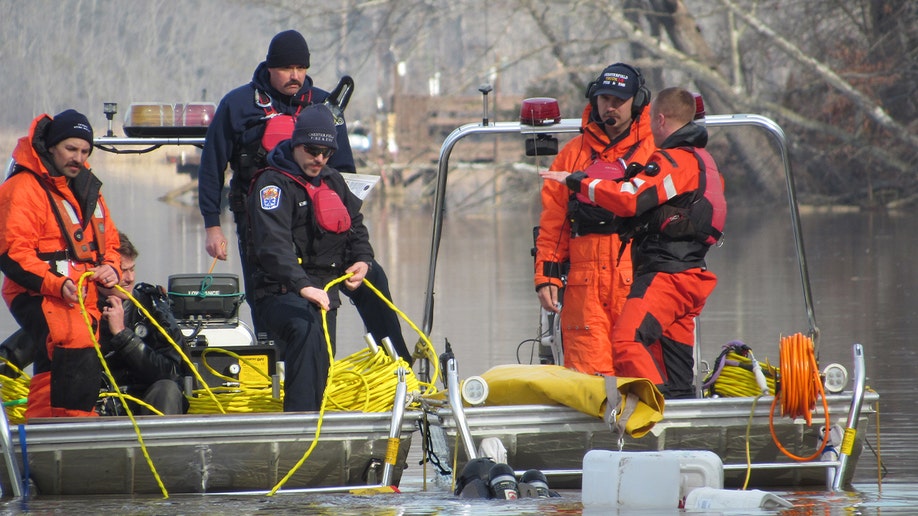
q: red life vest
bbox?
[257,167,352,233]
[575,158,627,205]
[305,181,352,233]
[693,148,726,246]
[255,89,311,152]
[652,147,726,246]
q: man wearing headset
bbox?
[533,63,656,376]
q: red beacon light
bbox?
[520,97,561,126]
[123,101,216,137]
[692,92,706,122]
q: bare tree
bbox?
[2,0,914,206]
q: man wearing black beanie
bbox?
[265,30,310,69]
[0,109,122,419]
[247,104,373,411]
[197,30,412,364]
[45,109,95,157]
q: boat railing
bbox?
[4,136,206,178]
[92,136,206,155]
[420,113,819,364]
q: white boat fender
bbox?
[683,486,793,510]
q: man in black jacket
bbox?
[99,232,188,415]
[248,104,373,412]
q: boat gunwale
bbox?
[11,410,424,450]
[429,391,879,429]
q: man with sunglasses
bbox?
[247,104,374,411]
[197,30,410,362]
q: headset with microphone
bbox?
[586,63,651,124]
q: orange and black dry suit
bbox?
[564,121,726,398]
[534,104,655,375]
[0,114,121,418]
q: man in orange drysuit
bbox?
[0,110,122,418]
[540,87,726,398]
[534,63,656,375]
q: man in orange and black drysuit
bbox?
[0,109,122,418]
[534,63,656,375]
[540,87,726,398]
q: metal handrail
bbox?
[421,114,818,349]
[4,136,206,177]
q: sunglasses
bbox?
[302,144,335,159]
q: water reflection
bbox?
[0,155,915,511]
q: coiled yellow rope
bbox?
[0,359,30,424]
[710,351,778,397]
[184,276,439,415]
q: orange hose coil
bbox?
[769,332,831,461]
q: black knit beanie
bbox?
[266,30,310,68]
[291,104,338,149]
[46,109,94,151]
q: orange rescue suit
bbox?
[0,114,121,418]
[534,105,655,375]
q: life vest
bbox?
[691,148,726,246]
[255,167,352,234]
[25,170,107,265]
[231,89,312,196]
[634,147,726,245]
[305,181,352,233]
[568,159,626,236]
[257,89,311,153]
[574,158,627,205]
[567,139,647,237]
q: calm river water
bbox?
[0,153,915,514]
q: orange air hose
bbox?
[769,332,831,461]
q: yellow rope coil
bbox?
[711,351,778,397]
[0,358,30,425]
[707,350,779,398]
[183,276,438,416]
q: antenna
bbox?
[478,84,493,126]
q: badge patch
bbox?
[259,185,282,210]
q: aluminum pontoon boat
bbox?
[414,101,879,491]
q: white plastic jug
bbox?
[582,450,681,509]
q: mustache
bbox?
[284,80,302,89]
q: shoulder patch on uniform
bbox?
[259,185,282,210]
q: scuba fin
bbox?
[454,457,496,498]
